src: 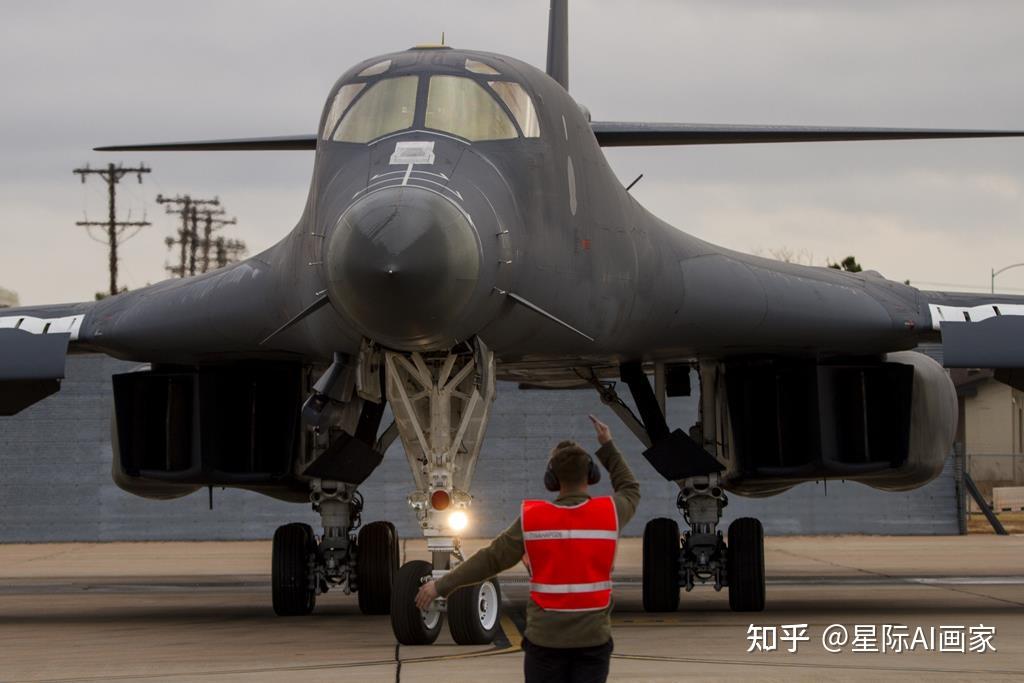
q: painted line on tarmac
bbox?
[609,652,1024,677]
[9,657,404,683]
[500,615,523,649]
[501,575,1024,587]
[398,643,521,666]
[393,607,525,679]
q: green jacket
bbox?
[435,441,641,648]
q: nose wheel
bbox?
[391,560,445,645]
[448,579,502,644]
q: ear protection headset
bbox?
[544,455,601,492]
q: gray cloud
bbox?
[2,0,1023,304]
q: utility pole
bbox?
[196,208,237,273]
[74,163,151,297]
[214,237,248,268]
[156,194,219,277]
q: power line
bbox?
[74,162,152,297]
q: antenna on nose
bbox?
[546,0,569,91]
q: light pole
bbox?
[991,262,1024,293]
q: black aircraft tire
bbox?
[447,579,503,645]
[727,517,766,612]
[642,517,681,612]
[272,523,317,616]
[391,560,443,645]
[357,521,399,615]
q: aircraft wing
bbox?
[94,135,317,152]
[0,305,91,414]
[590,122,1024,147]
[93,126,1024,152]
[0,328,72,415]
[926,291,1024,390]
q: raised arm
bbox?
[589,415,641,528]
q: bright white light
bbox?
[448,510,469,532]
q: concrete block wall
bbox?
[0,355,958,542]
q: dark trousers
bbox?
[523,637,612,683]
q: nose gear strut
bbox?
[386,339,503,645]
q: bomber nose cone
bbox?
[325,186,481,348]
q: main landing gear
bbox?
[272,347,399,616]
[385,341,503,645]
[271,484,400,617]
[590,360,766,614]
[642,475,765,612]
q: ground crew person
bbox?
[415,415,640,682]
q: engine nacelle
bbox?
[870,351,957,491]
[706,351,956,496]
[110,362,308,502]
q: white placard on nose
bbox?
[389,140,435,165]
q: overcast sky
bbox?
[2,0,1023,305]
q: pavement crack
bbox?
[772,546,889,579]
[394,643,402,682]
[918,582,1024,608]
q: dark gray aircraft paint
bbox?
[2,0,1023,623]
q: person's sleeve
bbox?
[434,517,525,597]
[595,441,641,528]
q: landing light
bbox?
[448,510,469,532]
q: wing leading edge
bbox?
[94,126,1024,152]
[590,122,1024,147]
[94,135,317,152]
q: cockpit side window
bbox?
[322,83,365,140]
[334,75,418,143]
[488,81,540,138]
[425,75,518,142]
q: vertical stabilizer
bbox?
[546,0,568,90]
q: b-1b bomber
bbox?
[3,0,1024,645]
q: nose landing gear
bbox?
[385,341,502,645]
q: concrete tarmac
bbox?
[1,536,1022,682]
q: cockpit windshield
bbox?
[323,62,542,144]
[425,76,517,141]
[331,75,417,143]
[488,81,540,138]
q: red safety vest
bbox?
[521,496,618,611]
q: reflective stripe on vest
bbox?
[521,496,618,612]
